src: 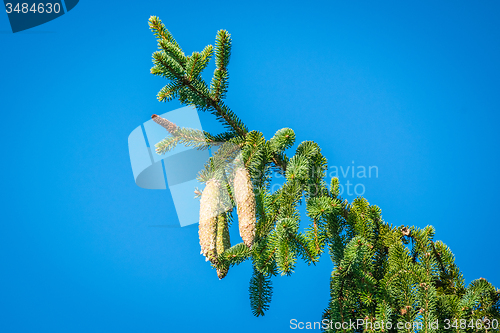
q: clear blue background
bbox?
[1,1,499,332]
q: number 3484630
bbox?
[5,3,61,14]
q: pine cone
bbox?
[233,167,256,248]
[151,114,178,134]
[216,214,231,279]
[199,179,220,264]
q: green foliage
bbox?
[147,18,500,328]
[249,266,273,317]
[148,16,247,136]
[269,128,295,153]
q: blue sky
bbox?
[1,1,499,332]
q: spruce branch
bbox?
[148,16,183,54]
[146,19,500,324]
[249,267,273,317]
[151,114,220,153]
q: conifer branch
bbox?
[249,267,273,317]
[151,114,222,153]
[147,19,500,323]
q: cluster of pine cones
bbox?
[151,114,255,279]
[198,166,256,279]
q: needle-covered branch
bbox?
[147,18,500,324]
